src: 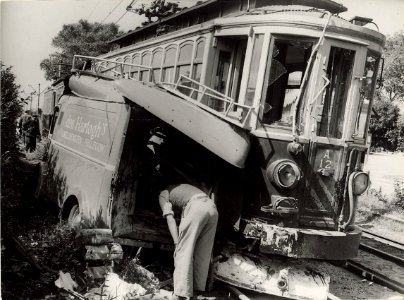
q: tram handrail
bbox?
[162,75,254,129]
[71,55,253,128]
[71,55,155,83]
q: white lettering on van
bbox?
[62,130,83,145]
[84,138,105,153]
[65,113,109,142]
[65,115,76,130]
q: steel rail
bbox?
[360,228,404,248]
[344,259,404,294]
[359,243,404,267]
[359,243,404,266]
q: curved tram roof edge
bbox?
[114,79,251,168]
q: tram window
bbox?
[152,49,163,83]
[193,64,202,82]
[245,34,264,106]
[131,54,140,80]
[115,58,123,77]
[177,42,193,95]
[140,52,151,82]
[192,39,205,82]
[317,47,355,139]
[176,43,193,79]
[123,56,131,78]
[261,38,313,127]
[354,52,379,140]
[178,43,193,63]
[162,46,177,83]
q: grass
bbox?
[357,180,404,243]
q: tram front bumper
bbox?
[242,220,361,260]
[214,251,330,300]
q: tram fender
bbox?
[243,221,361,259]
[214,252,330,300]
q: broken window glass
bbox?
[353,52,379,140]
[317,47,355,139]
[261,38,313,127]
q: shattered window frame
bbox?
[316,46,356,139]
[259,35,315,129]
[352,50,380,143]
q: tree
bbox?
[369,97,401,151]
[1,62,24,156]
[369,32,404,151]
[380,31,404,102]
[132,0,183,26]
[40,20,123,81]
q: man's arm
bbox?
[159,189,179,245]
[165,214,179,245]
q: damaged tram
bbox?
[37,0,385,298]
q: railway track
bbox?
[344,229,404,294]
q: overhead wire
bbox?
[115,0,137,25]
[87,0,101,20]
[102,0,125,23]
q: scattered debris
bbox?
[55,271,78,291]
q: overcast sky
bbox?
[1,0,403,103]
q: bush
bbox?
[393,180,404,209]
[1,62,24,157]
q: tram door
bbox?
[210,37,247,112]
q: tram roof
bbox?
[110,0,346,45]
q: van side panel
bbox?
[46,95,125,228]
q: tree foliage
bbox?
[133,0,183,26]
[1,62,24,155]
[381,31,404,102]
[369,97,401,151]
[40,20,122,81]
[369,32,404,151]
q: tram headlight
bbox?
[267,159,302,189]
[351,172,369,195]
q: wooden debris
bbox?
[84,243,123,261]
[76,229,113,245]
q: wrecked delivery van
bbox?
[37,73,248,248]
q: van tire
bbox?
[68,204,81,229]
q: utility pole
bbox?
[29,94,33,110]
[58,59,62,78]
[29,84,41,114]
[38,83,41,114]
